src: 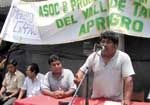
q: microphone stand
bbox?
[68,43,102,105]
[85,71,89,105]
[68,69,89,105]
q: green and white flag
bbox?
[0,0,150,45]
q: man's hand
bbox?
[123,76,133,105]
[2,96,9,101]
[121,99,131,105]
[54,90,65,98]
[0,93,4,100]
[74,74,81,85]
[74,70,84,85]
[0,93,3,97]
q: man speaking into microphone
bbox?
[74,31,135,105]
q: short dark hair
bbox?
[7,59,17,66]
[48,54,61,65]
[100,31,119,45]
[28,63,39,74]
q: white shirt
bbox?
[80,50,135,100]
[42,69,76,91]
[22,73,44,97]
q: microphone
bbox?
[93,43,104,52]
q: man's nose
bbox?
[55,64,59,67]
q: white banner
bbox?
[0,0,150,45]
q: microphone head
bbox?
[101,45,104,50]
[58,100,71,105]
[93,43,103,52]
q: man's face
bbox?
[26,65,34,78]
[50,60,63,74]
[7,64,16,74]
[100,38,116,53]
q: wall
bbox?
[125,35,150,101]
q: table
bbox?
[13,95,149,105]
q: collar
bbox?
[52,69,64,80]
[30,73,40,82]
[8,70,18,76]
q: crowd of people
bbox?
[0,31,141,105]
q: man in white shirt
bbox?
[18,63,44,99]
[41,54,76,98]
[74,31,135,105]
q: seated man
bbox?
[18,63,44,99]
[0,59,25,105]
[41,54,76,98]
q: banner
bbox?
[0,0,150,45]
